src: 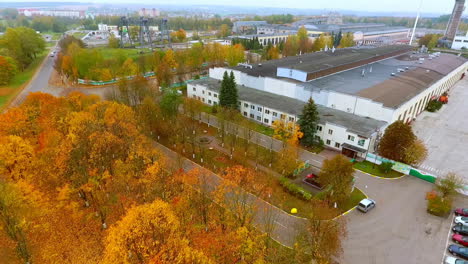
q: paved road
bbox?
[413,78,468,179]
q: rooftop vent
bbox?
[397,68,405,72]
[391,73,396,76]
[299,61,303,63]
[405,67,409,70]
[258,63,262,67]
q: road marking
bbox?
[274,220,287,229]
[441,214,456,264]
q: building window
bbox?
[257,116,261,121]
[317,125,322,131]
[208,100,212,104]
[244,103,249,108]
[193,87,196,91]
[251,105,255,110]
[257,107,262,112]
[280,114,286,119]
[289,117,295,122]
[315,135,321,141]
[264,118,269,124]
[328,129,333,135]
[202,98,205,102]
[244,112,247,116]
[335,143,340,148]
[213,101,218,105]
[202,90,205,94]
[214,94,218,98]
[326,139,331,145]
[358,139,365,147]
[208,92,211,96]
[250,114,254,118]
[348,135,355,141]
[265,109,270,114]
[272,112,278,117]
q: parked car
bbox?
[303,173,323,190]
[453,234,468,247]
[454,225,468,236]
[448,245,468,260]
[357,198,376,213]
[445,256,468,264]
[456,217,468,227]
[456,209,468,217]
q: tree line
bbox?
[0,27,46,85]
[55,36,245,85]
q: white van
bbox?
[357,198,376,213]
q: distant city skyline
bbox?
[5,0,463,15]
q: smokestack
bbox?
[445,0,466,41]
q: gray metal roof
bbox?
[190,78,387,137]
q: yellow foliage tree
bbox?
[272,119,303,146]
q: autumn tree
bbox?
[295,200,347,264]
[217,24,231,38]
[378,121,416,162]
[275,144,300,177]
[102,199,213,264]
[160,89,182,118]
[318,155,355,205]
[403,139,428,165]
[108,34,120,48]
[0,27,45,70]
[272,119,303,146]
[282,35,299,56]
[297,26,312,53]
[435,173,465,199]
[339,32,355,48]
[176,28,187,42]
[266,46,280,60]
[298,98,320,147]
[0,55,18,85]
[226,44,245,67]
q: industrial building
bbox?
[188,45,468,158]
[230,33,294,46]
[232,21,268,34]
[451,33,468,49]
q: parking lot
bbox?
[342,173,468,264]
[412,78,468,179]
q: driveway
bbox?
[412,78,468,179]
[342,173,468,264]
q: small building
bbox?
[451,33,468,50]
[232,21,268,34]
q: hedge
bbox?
[279,177,313,201]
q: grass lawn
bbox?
[339,188,366,213]
[0,51,48,110]
[92,47,153,60]
[353,160,404,178]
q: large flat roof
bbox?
[303,53,466,108]
[230,45,412,78]
[190,78,387,137]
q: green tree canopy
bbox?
[298,98,320,147]
[318,155,355,205]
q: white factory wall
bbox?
[391,61,468,123]
[451,35,468,50]
[277,67,307,82]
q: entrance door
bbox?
[341,148,356,159]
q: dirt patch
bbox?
[0,88,13,96]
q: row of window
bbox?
[243,112,270,124]
[317,126,366,147]
[193,87,218,98]
[243,103,295,122]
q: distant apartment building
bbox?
[18,8,85,18]
[232,21,268,34]
[138,8,160,17]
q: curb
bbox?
[331,187,368,221]
[354,168,406,180]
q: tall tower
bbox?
[445,0,466,41]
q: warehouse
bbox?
[188,45,468,157]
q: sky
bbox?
[8,0,460,14]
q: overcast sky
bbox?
[10,0,461,14]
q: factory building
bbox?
[187,45,468,158]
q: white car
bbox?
[455,217,468,227]
[444,255,468,264]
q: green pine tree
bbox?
[228,71,239,109]
[219,71,230,107]
[298,98,320,147]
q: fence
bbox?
[77,72,156,86]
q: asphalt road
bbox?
[413,78,468,180]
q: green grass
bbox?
[340,188,367,213]
[0,51,48,109]
[92,47,152,60]
[353,160,404,178]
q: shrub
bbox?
[426,99,443,112]
[427,193,452,217]
[379,162,393,174]
[279,177,313,201]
